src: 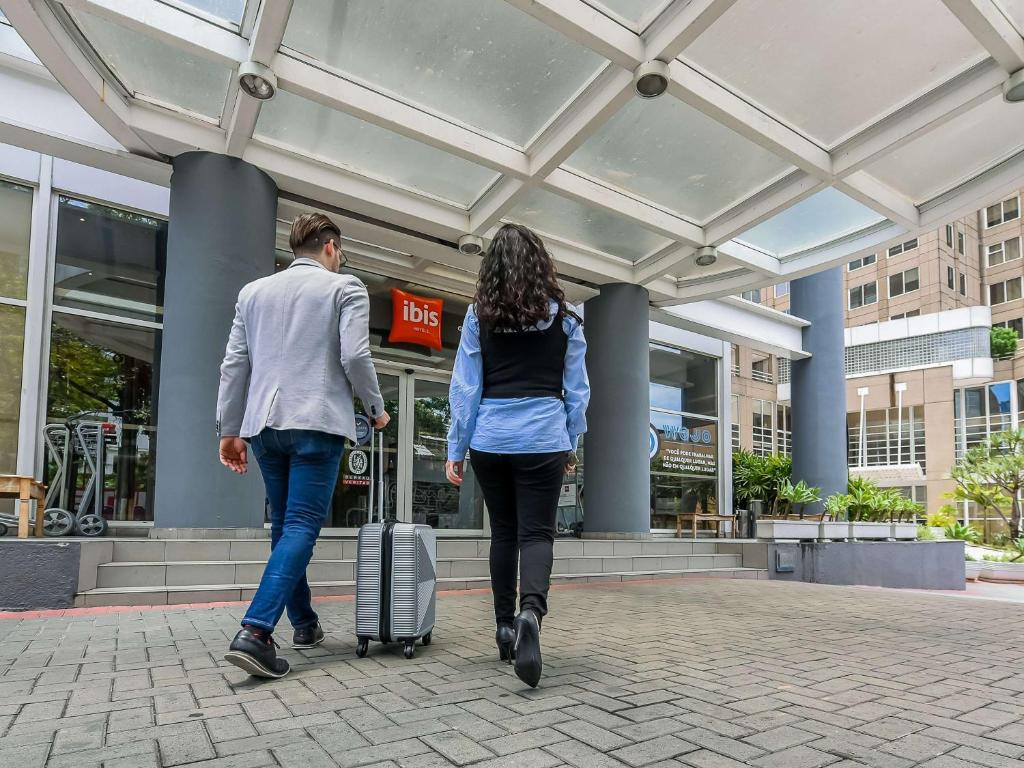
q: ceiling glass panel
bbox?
[71,10,232,118]
[566,96,792,223]
[507,187,673,262]
[684,0,985,148]
[736,188,886,256]
[255,89,499,207]
[282,0,604,147]
[867,97,1024,204]
[583,0,672,32]
[163,0,244,24]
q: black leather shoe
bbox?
[513,609,542,688]
[224,628,290,679]
[292,622,325,650]
[495,624,515,663]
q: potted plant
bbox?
[756,479,821,539]
[889,495,921,540]
[847,477,890,539]
[820,493,850,540]
[926,507,957,539]
[979,538,1024,582]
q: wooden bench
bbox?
[676,501,737,539]
[0,475,46,538]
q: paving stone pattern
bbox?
[2,579,1024,767]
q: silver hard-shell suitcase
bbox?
[355,430,436,659]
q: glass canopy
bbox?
[0,0,1021,304]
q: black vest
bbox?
[480,318,567,399]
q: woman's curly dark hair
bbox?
[474,223,580,330]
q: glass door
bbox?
[326,371,402,530]
[409,374,485,533]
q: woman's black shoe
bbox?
[512,609,542,688]
[224,628,290,679]
[495,624,515,663]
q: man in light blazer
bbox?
[217,212,389,678]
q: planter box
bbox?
[979,562,1024,583]
[849,522,891,540]
[818,521,848,540]
[756,519,819,540]
[891,523,917,540]
[965,561,984,581]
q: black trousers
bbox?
[470,449,566,627]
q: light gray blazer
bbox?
[216,258,386,441]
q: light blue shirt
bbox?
[447,303,589,461]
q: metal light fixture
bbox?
[458,234,484,256]
[694,246,718,267]
[633,60,670,99]
[1004,68,1024,102]
[238,61,277,101]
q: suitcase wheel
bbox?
[422,632,431,647]
[403,640,415,659]
[356,638,369,658]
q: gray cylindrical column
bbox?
[790,267,847,513]
[153,152,277,530]
[583,283,651,538]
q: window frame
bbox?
[947,264,955,290]
[986,236,1022,267]
[985,195,1021,229]
[888,267,920,299]
[848,253,877,271]
[887,238,918,258]
[849,280,878,310]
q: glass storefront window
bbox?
[0,305,25,472]
[649,343,717,417]
[45,314,159,521]
[648,340,722,535]
[54,196,167,322]
[0,181,32,300]
[412,378,484,530]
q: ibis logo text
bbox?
[402,299,440,328]
[389,288,444,351]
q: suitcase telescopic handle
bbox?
[368,426,386,524]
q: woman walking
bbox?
[445,223,589,688]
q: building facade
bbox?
[734,192,1024,525]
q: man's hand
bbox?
[219,437,247,474]
[372,411,391,430]
[445,460,464,486]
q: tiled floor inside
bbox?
[2,578,1024,767]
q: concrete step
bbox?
[93,553,744,588]
[75,566,767,607]
[103,537,724,564]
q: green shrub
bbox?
[926,508,957,528]
[991,325,1019,359]
[944,522,981,544]
[917,525,935,541]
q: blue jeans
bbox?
[242,428,344,632]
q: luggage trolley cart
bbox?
[38,412,115,537]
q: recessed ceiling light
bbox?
[694,247,717,267]
[1004,68,1024,102]
[458,234,484,256]
[238,61,277,101]
[633,60,670,99]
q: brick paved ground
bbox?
[2,579,1024,768]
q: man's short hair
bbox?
[290,213,342,257]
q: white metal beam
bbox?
[920,147,1024,227]
[643,0,739,61]
[0,0,158,157]
[500,0,645,69]
[837,171,920,230]
[941,0,1024,73]
[544,167,705,245]
[705,172,827,246]
[469,178,526,235]
[666,60,832,178]
[634,244,694,285]
[652,299,809,359]
[831,60,1005,177]
[224,0,294,157]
